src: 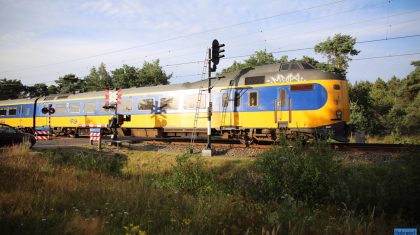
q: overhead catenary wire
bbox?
[0,0,347,74]
[1,32,419,87]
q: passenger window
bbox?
[184,94,206,109]
[138,98,154,111]
[334,84,341,90]
[118,99,133,112]
[160,97,178,110]
[222,93,229,108]
[84,102,96,113]
[25,108,30,116]
[55,103,67,114]
[100,102,110,113]
[234,92,241,107]
[0,108,6,116]
[249,92,258,107]
[8,107,17,116]
[69,103,80,113]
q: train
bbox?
[0,61,350,143]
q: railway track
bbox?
[330,143,420,153]
[118,137,419,153]
[38,136,420,153]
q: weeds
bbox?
[0,143,419,234]
[42,148,126,175]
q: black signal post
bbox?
[206,39,225,150]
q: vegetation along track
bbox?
[128,137,420,153]
[39,136,420,153]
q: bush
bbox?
[166,154,216,195]
[43,149,126,175]
[255,141,340,205]
[336,150,420,220]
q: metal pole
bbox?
[206,48,212,150]
[112,103,118,140]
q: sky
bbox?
[0,0,419,87]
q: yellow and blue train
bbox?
[0,61,350,142]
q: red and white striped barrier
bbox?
[90,132,101,141]
[35,130,50,140]
[79,124,108,128]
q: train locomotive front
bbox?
[210,61,350,142]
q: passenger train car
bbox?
[0,62,350,142]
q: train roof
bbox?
[0,61,344,104]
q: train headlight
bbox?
[336,110,342,120]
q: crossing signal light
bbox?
[211,39,225,72]
[41,106,55,114]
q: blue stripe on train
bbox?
[1,83,328,118]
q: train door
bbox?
[18,105,23,127]
[38,102,53,128]
[276,86,292,127]
[220,88,242,127]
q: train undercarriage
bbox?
[40,120,348,144]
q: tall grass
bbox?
[0,143,418,234]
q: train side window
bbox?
[25,107,30,116]
[0,108,6,116]
[160,97,178,110]
[138,98,154,111]
[280,63,289,70]
[84,102,96,113]
[100,102,110,113]
[184,94,206,109]
[334,84,341,90]
[69,103,80,113]
[222,93,229,108]
[55,103,67,114]
[118,99,133,112]
[249,92,258,107]
[290,63,300,70]
[234,92,241,107]
[8,107,17,116]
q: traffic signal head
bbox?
[211,39,225,66]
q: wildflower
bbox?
[182,218,192,225]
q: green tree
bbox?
[135,60,171,87]
[314,34,360,75]
[25,83,49,98]
[55,74,86,94]
[84,63,113,91]
[47,85,59,94]
[221,51,288,74]
[348,81,379,134]
[111,64,139,89]
[0,78,25,100]
[401,61,420,133]
[301,56,342,74]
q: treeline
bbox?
[0,59,171,100]
[349,61,420,136]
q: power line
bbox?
[167,33,420,66]
[121,0,388,65]
[353,52,420,61]
[0,0,347,74]
[2,33,419,86]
